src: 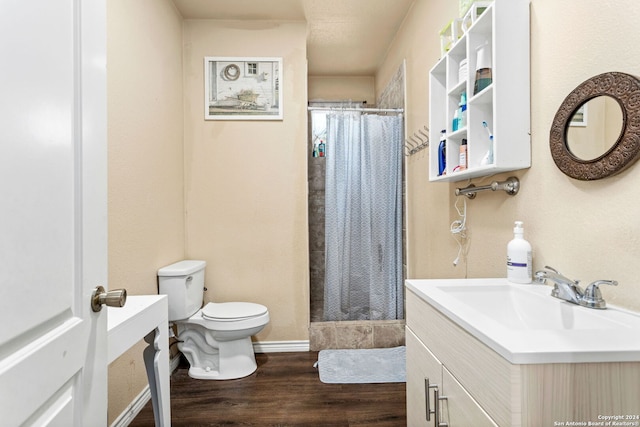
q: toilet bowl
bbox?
[158,260,269,380]
[176,302,269,380]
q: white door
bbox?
[0,0,108,425]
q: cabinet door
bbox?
[406,328,443,427]
[442,366,498,427]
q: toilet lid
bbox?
[201,302,268,321]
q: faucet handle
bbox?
[581,280,618,309]
[534,265,556,283]
[534,266,580,285]
[543,266,580,283]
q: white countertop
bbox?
[107,294,168,364]
[406,278,640,364]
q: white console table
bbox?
[108,295,170,426]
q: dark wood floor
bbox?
[129,351,406,427]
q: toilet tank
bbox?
[158,260,206,321]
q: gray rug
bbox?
[315,346,406,384]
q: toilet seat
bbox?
[202,302,268,322]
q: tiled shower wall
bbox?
[308,143,326,322]
[308,65,406,349]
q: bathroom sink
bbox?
[438,284,630,330]
[406,278,640,364]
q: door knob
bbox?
[91,285,127,312]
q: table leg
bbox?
[143,326,171,426]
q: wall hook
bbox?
[406,125,430,156]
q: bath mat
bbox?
[315,346,406,384]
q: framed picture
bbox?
[204,56,283,120]
[570,104,588,127]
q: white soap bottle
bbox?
[507,221,532,283]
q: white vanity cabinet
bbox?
[406,286,640,427]
[429,0,531,182]
[406,329,497,426]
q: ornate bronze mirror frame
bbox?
[550,72,640,180]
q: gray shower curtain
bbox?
[323,111,403,321]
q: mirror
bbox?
[566,96,623,160]
[550,72,640,180]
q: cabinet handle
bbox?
[424,378,438,422]
[434,388,448,427]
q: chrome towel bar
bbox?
[455,176,520,199]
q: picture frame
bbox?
[570,104,588,127]
[204,56,283,120]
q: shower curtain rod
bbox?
[307,106,404,113]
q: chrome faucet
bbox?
[534,266,618,309]
[534,266,583,304]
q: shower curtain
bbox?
[323,111,403,321]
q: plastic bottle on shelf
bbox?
[438,130,447,175]
[452,108,460,132]
[473,42,492,95]
[459,92,467,129]
[459,138,467,171]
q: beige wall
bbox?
[182,20,310,342]
[377,0,460,281]
[106,10,309,422]
[308,76,376,104]
[380,0,640,312]
[107,0,184,423]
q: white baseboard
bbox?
[110,385,150,427]
[253,340,310,353]
[169,351,182,372]
[110,355,181,427]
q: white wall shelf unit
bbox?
[429,0,531,182]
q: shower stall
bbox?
[307,82,406,350]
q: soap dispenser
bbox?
[507,221,532,283]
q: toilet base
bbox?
[187,354,257,380]
[177,324,260,380]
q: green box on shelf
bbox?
[439,18,463,56]
[459,0,475,17]
[460,0,491,17]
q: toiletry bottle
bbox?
[312,140,319,157]
[318,140,326,157]
[459,138,467,171]
[459,92,467,129]
[507,221,532,283]
[438,130,447,175]
[452,108,460,132]
[473,42,492,95]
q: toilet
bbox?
[158,260,269,380]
